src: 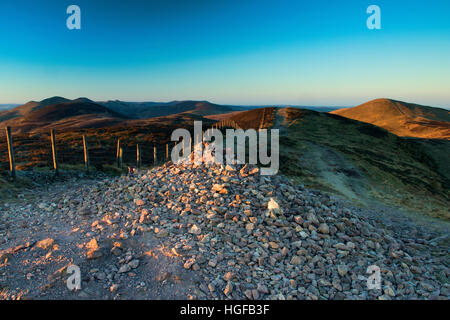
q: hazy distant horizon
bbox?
[1,97,449,111]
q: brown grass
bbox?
[331,98,450,139]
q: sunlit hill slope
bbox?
[330,98,450,140]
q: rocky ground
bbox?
[0,160,449,300]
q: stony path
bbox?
[0,177,203,300]
[0,161,449,300]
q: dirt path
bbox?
[273,109,371,203]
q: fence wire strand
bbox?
[0,129,187,174]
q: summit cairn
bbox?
[109,156,448,300]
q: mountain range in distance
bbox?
[0,96,449,141]
[0,96,342,134]
[0,97,342,114]
[0,97,235,133]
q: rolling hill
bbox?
[0,97,237,133]
[97,100,177,118]
[330,98,450,139]
[0,96,72,122]
[0,97,129,134]
[24,99,126,122]
[98,100,236,119]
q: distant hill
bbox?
[0,104,20,111]
[230,105,341,113]
[99,101,339,119]
[0,96,73,122]
[98,100,236,119]
[0,97,238,133]
[1,98,342,129]
[330,98,450,139]
[178,101,235,116]
[23,99,125,122]
[98,100,176,118]
[0,97,128,133]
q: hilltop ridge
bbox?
[330,98,450,139]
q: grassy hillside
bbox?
[231,107,449,220]
[228,107,276,129]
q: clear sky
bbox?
[0,0,449,107]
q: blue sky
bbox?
[0,0,449,107]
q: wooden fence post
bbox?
[166,143,169,160]
[118,147,123,169]
[5,126,15,179]
[116,138,121,168]
[83,135,89,172]
[137,144,141,169]
[153,145,157,166]
[50,129,59,176]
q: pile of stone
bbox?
[92,158,448,300]
[4,144,447,300]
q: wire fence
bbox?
[0,131,169,176]
[0,119,240,178]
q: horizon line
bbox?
[1,96,449,110]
